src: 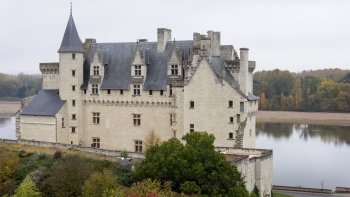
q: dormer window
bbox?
[134,65,141,76]
[93,66,99,76]
[171,65,179,75]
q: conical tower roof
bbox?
[58,13,83,53]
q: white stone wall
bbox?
[20,115,57,142]
[183,58,253,147]
[42,74,59,90]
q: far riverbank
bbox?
[0,101,21,117]
[257,111,350,126]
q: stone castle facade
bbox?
[19,11,272,196]
[20,12,259,151]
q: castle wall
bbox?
[20,115,57,142]
[184,58,252,147]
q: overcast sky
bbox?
[0,0,349,74]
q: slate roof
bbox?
[21,90,65,116]
[247,93,259,101]
[82,41,193,90]
[210,57,246,97]
[58,14,83,53]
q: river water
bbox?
[0,117,16,140]
[0,117,349,189]
[256,123,350,190]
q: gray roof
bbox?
[83,41,193,90]
[210,57,246,97]
[58,14,83,53]
[21,90,65,116]
[247,93,259,101]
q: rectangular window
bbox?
[133,114,141,126]
[92,84,98,94]
[135,140,143,152]
[72,70,76,77]
[84,89,87,94]
[93,66,99,76]
[171,64,179,75]
[92,138,100,148]
[229,100,233,108]
[229,132,234,139]
[190,124,194,133]
[169,85,173,96]
[149,90,153,95]
[72,85,76,91]
[72,99,76,107]
[240,102,244,112]
[72,53,75,60]
[170,113,176,126]
[173,130,177,138]
[72,114,76,120]
[133,85,140,96]
[190,101,194,109]
[92,112,100,124]
[237,114,241,123]
[107,89,111,95]
[160,90,164,96]
[229,117,234,124]
[62,118,65,128]
[134,65,141,76]
[71,127,76,133]
[120,89,124,95]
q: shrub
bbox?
[53,151,62,159]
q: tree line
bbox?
[0,73,41,101]
[254,69,350,112]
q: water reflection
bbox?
[257,123,350,146]
[0,117,16,140]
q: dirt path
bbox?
[257,111,350,126]
[0,101,21,117]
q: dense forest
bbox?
[0,73,41,101]
[254,69,350,112]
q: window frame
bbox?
[229,100,233,108]
[135,140,143,152]
[133,84,141,96]
[92,112,100,124]
[92,137,100,148]
[133,114,141,126]
[93,66,99,76]
[190,101,194,109]
[134,65,142,76]
[171,64,179,75]
[190,124,194,132]
[92,84,99,94]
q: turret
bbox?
[57,9,84,145]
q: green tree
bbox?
[134,132,248,196]
[14,176,41,197]
[43,156,93,197]
[82,169,119,197]
[293,78,302,110]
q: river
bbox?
[256,122,350,190]
[0,117,349,189]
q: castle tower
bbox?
[57,10,84,144]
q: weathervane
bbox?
[70,1,72,15]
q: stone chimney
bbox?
[157,28,171,53]
[239,48,249,95]
[208,31,221,56]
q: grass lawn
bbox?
[273,192,295,197]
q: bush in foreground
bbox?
[134,132,249,196]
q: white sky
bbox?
[0,0,349,74]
